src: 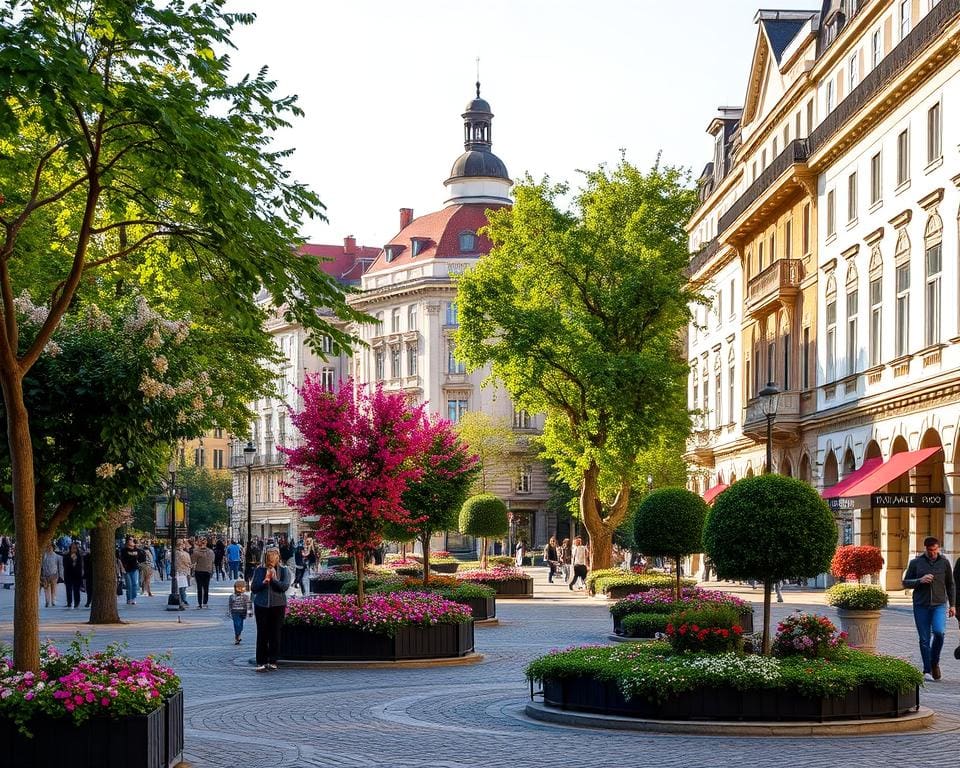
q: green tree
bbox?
[633,488,708,600]
[455,412,517,493]
[178,466,232,535]
[459,494,509,570]
[0,0,365,671]
[704,475,837,655]
[456,160,697,570]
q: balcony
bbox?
[718,140,810,238]
[745,259,804,318]
[742,390,802,442]
[686,237,719,279]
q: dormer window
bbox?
[411,238,429,257]
[459,231,477,253]
[384,244,404,263]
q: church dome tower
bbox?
[443,82,512,207]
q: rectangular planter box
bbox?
[165,689,184,768]
[309,577,348,594]
[473,577,533,597]
[542,676,920,721]
[280,620,474,661]
[0,699,171,768]
[429,562,460,574]
[455,595,496,620]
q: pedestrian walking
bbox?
[559,538,572,583]
[191,537,214,609]
[154,541,167,581]
[174,539,192,608]
[62,541,84,609]
[569,536,589,591]
[40,542,63,607]
[515,540,525,568]
[293,539,307,595]
[0,535,10,575]
[544,536,560,584]
[214,537,226,581]
[226,540,242,581]
[902,536,955,681]
[251,547,290,671]
[119,536,142,604]
[139,540,155,597]
[228,579,252,644]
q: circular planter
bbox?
[540,674,919,722]
[279,621,474,661]
[0,689,183,768]
[429,562,460,574]
[836,608,882,653]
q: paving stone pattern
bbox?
[2,573,960,767]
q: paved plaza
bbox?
[2,570,959,768]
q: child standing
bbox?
[228,579,252,645]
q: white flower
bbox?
[152,355,168,374]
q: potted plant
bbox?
[459,494,509,571]
[826,545,888,654]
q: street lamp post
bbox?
[758,381,781,474]
[225,497,234,540]
[165,459,181,611]
[244,441,257,580]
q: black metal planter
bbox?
[279,621,475,661]
[472,577,533,597]
[429,562,460,574]
[309,577,348,594]
[0,690,184,768]
[453,595,496,620]
[540,675,919,722]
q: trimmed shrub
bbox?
[634,488,708,598]
[459,494,509,537]
[830,545,884,580]
[825,583,889,610]
[666,604,742,653]
[621,613,671,638]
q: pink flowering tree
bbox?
[282,378,432,606]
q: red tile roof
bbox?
[299,241,381,284]
[365,203,508,273]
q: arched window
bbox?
[869,245,883,367]
[458,231,477,253]
[924,213,943,346]
[845,263,859,374]
[894,229,910,357]
[727,347,736,424]
[825,275,837,381]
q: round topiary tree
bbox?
[704,475,837,655]
[459,493,509,569]
[633,488,709,600]
[830,545,884,582]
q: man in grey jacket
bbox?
[902,536,955,681]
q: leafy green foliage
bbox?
[458,494,509,538]
[704,476,837,582]
[621,612,671,637]
[455,160,697,568]
[825,584,890,610]
[455,412,517,494]
[585,568,694,595]
[634,488,707,558]
[667,604,743,653]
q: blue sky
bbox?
[225,1,813,246]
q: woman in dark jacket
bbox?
[250,547,290,671]
[61,541,84,609]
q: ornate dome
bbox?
[448,149,509,181]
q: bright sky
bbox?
[225,0,813,247]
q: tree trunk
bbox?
[761,580,773,655]
[579,461,629,572]
[89,522,121,624]
[481,536,487,570]
[3,372,41,673]
[674,554,682,601]
[587,528,614,571]
[354,553,365,608]
[421,531,431,586]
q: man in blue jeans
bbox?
[902,536,955,682]
[226,540,243,581]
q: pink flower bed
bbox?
[285,591,472,634]
[0,641,180,736]
[612,587,749,615]
[384,557,422,567]
[457,566,529,583]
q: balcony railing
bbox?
[745,258,804,316]
[808,0,960,158]
[686,237,719,278]
[743,390,802,437]
[718,140,809,235]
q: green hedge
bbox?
[825,584,889,610]
[586,569,695,595]
[621,613,671,637]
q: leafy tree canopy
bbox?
[456,159,697,568]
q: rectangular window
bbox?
[758,241,764,273]
[847,172,857,223]
[848,54,858,91]
[772,138,778,157]
[766,342,775,385]
[785,220,792,259]
[806,99,814,134]
[900,0,911,39]
[447,341,466,374]
[407,344,418,376]
[254,477,261,504]
[517,464,532,494]
[870,278,883,367]
[871,28,882,69]
[927,103,942,163]
[925,244,942,345]
[714,372,722,428]
[802,204,811,254]
[802,327,810,389]
[214,427,224,439]
[769,233,776,262]
[322,334,334,355]
[390,346,401,378]
[446,399,468,424]
[514,409,531,429]
[870,152,882,204]
[897,129,910,185]
[795,111,802,138]
[278,413,286,446]
[783,124,790,145]
[783,333,790,390]
[391,308,401,333]
[728,363,735,423]
[445,302,459,326]
[895,264,910,357]
[408,304,418,330]
[846,289,859,374]
[826,80,835,113]
[194,448,205,467]
[826,298,837,381]
[374,350,385,381]
[321,367,335,392]
[213,449,224,470]
[826,189,836,237]
[702,370,710,421]
[729,279,735,316]
[715,291,722,322]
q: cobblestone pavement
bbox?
[2,571,960,768]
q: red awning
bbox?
[703,483,729,505]
[823,447,942,499]
[822,457,883,499]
